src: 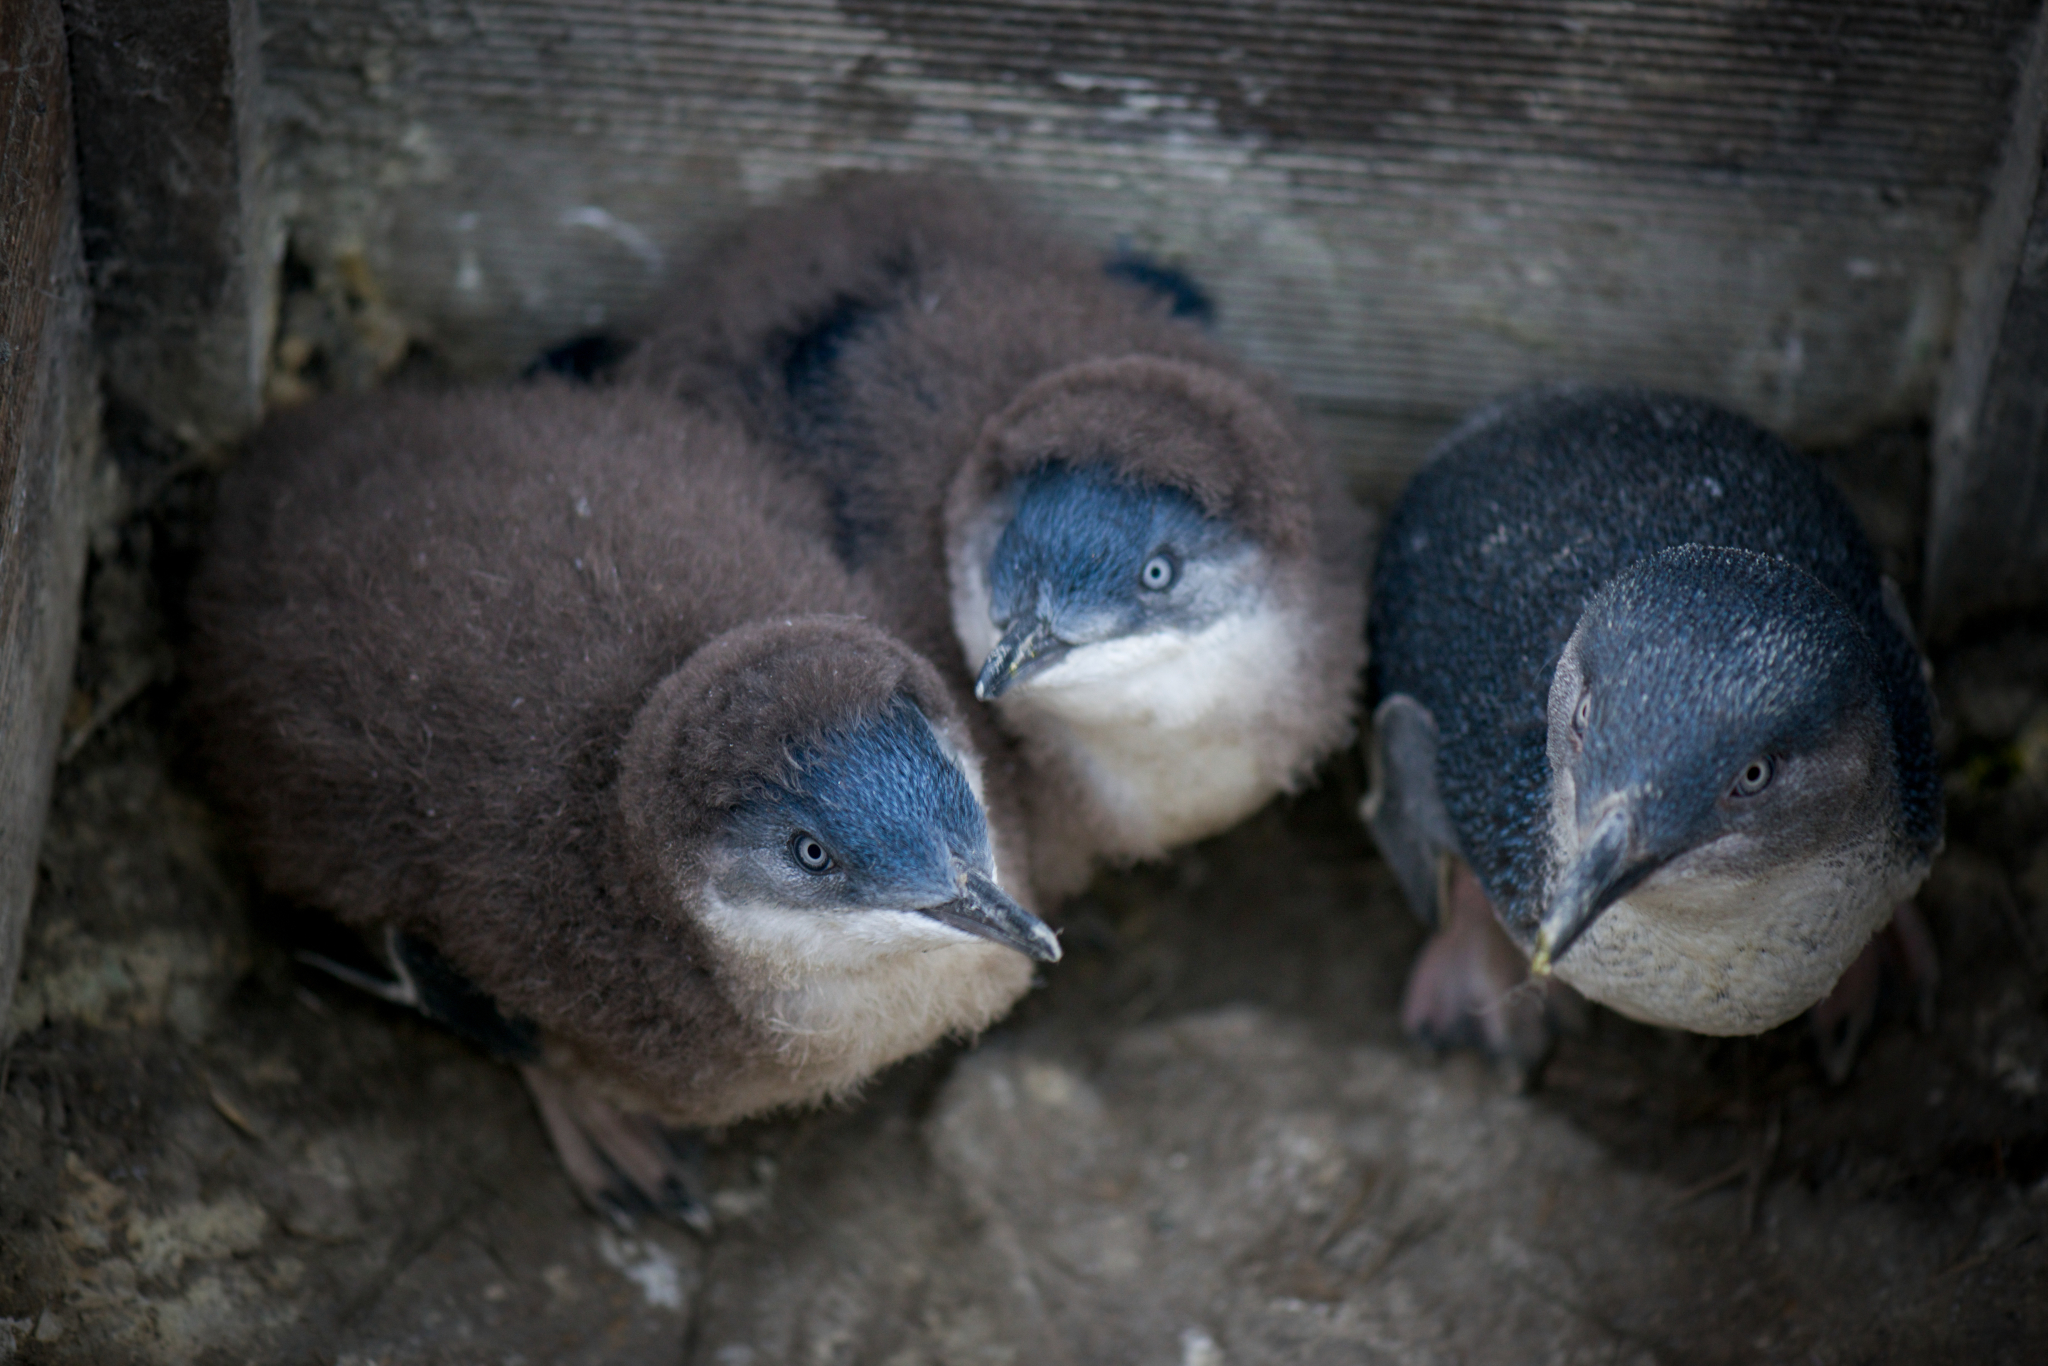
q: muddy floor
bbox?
[2,432,2045,1364]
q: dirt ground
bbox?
[2,428,2045,1364]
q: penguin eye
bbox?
[1572,693,1591,738]
[1140,552,1177,591]
[1731,756,1775,798]
[789,832,835,873]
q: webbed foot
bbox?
[1400,860,1559,1074]
[1809,900,1939,1085]
[520,1065,713,1234]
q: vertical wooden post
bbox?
[0,0,97,1038]
[62,0,268,448]
[1928,8,2048,639]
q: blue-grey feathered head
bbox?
[719,696,1058,961]
[1534,545,1900,971]
[974,463,1256,698]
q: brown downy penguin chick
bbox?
[624,174,1369,895]
[187,384,1058,1228]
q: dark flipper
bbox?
[780,293,882,400]
[521,1065,714,1235]
[1362,707,1570,1075]
[1362,693,1460,928]
[772,292,899,566]
[1103,253,1216,325]
[524,332,633,383]
[298,926,541,1063]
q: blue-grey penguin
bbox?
[1364,386,1941,1075]
[187,383,1058,1226]
[622,175,1369,895]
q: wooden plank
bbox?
[0,0,97,1040]
[261,0,2037,486]
[1927,7,2048,639]
[63,0,267,449]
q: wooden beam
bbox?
[62,0,267,449]
[0,0,97,1039]
[1928,5,2048,640]
[262,0,2036,487]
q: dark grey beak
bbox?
[1530,804,1661,975]
[975,615,1070,700]
[922,870,1062,963]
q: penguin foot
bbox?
[1401,860,1556,1074]
[1809,901,1940,1085]
[1881,900,1941,1034]
[520,1065,714,1235]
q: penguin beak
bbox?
[1529,803,1664,976]
[921,871,1062,963]
[975,614,1070,700]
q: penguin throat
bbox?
[694,890,1033,1113]
[985,600,1311,857]
[1546,834,1929,1035]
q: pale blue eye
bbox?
[791,832,834,872]
[1731,756,1775,797]
[1141,553,1176,591]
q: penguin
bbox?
[187,383,1059,1228]
[1363,386,1941,1077]
[622,174,1369,895]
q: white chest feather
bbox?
[699,893,1034,1114]
[1008,610,1309,853]
[953,570,1311,860]
[1551,842,1925,1035]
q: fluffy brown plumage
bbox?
[187,383,1050,1179]
[625,174,1368,893]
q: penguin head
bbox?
[1534,546,1911,1031]
[972,461,1262,700]
[622,616,1058,968]
[712,695,1060,962]
[949,356,1323,723]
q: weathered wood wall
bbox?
[1,0,97,1038]
[1928,7,2048,638]
[64,0,270,450]
[262,0,2039,490]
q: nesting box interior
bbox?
[4,2,2048,1362]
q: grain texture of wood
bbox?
[1928,7,2048,638]
[1,0,98,1041]
[262,0,2037,486]
[63,0,269,449]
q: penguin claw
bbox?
[521,1065,714,1235]
[596,1186,651,1233]
[595,1170,714,1237]
[1808,900,1940,1084]
[1400,860,1558,1075]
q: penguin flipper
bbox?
[1362,693,1459,928]
[385,929,544,1063]
[523,332,632,383]
[299,926,542,1064]
[1102,253,1217,325]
